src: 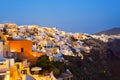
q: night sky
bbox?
[0,0,120,34]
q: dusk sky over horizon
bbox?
[0,0,120,34]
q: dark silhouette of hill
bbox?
[95,28,120,35]
[106,39,120,80]
[107,39,120,58]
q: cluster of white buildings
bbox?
[92,34,120,42]
[0,24,92,62]
[1,23,119,80]
[0,24,73,80]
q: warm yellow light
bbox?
[4,71,10,80]
[11,50,16,52]
[34,54,36,57]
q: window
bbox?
[21,48,24,52]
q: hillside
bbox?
[95,28,120,35]
[0,23,120,80]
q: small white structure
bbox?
[31,67,42,71]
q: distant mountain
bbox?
[95,28,120,35]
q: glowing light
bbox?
[11,50,16,52]
[34,54,36,57]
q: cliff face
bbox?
[105,39,120,80]
[107,39,120,58]
[65,38,120,80]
